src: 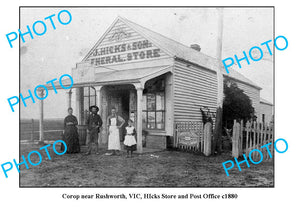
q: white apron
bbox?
[108,117,121,150]
[123,126,137,146]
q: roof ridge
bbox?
[120,16,211,57]
[97,16,262,90]
[121,17,261,89]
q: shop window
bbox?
[83,86,96,121]
[142,77,165,130]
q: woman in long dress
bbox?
[107,107,125,155]
[62,107,80,153]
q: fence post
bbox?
[239,120,244,156]
[232,120,241,158]
[254,122,258,160]
[203,122,212,156]
[31,119,34,141]
[200,122,204,153]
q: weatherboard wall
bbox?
[173,60,218,123]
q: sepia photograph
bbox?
[19,7,274,187]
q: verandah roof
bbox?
[94,65,172,84]
[45,65,172,90]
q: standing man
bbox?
[85,105,103,155]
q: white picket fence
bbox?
[232,120,274,161]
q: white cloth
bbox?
[123,126,137,146]
[108,118,121,150]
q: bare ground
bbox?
[19,143,274,187]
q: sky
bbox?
[20,7,273,119]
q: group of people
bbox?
[62,105,137,158]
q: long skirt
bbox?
[62,126,80,153]
[108,126,121,150]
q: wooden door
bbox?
[108,95,122,115]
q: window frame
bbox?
[83,86,96,111]
[142,90,165,130]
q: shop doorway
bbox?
[107,86,131,141]
[108,90,130,121]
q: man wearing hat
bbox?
[85,105,103,155]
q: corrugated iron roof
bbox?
[119,16,262,90]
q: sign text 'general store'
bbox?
[89,39,161,66]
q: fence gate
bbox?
[174,121,203,152]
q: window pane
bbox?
[84,96,89,111]
[147,112,155,129]
[90,96,95,106]
[142,95,147,111]
[90,87,96,96]
[156,111,164,129]
[142,112,147,129]
[84,87,89,96]
[156,92,164,110]
[147,94,156,111]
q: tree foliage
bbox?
[223,79,255,128]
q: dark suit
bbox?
[86,113,103,153]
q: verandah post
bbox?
[67,89,72,108]
[31,118,34,141]
[95,86,103,146]
[38,89,44,145]
[134,83,144,153]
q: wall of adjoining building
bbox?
[258,102,274,124]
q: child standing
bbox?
[123,119,137,158]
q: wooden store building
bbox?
[42,16,264,153]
